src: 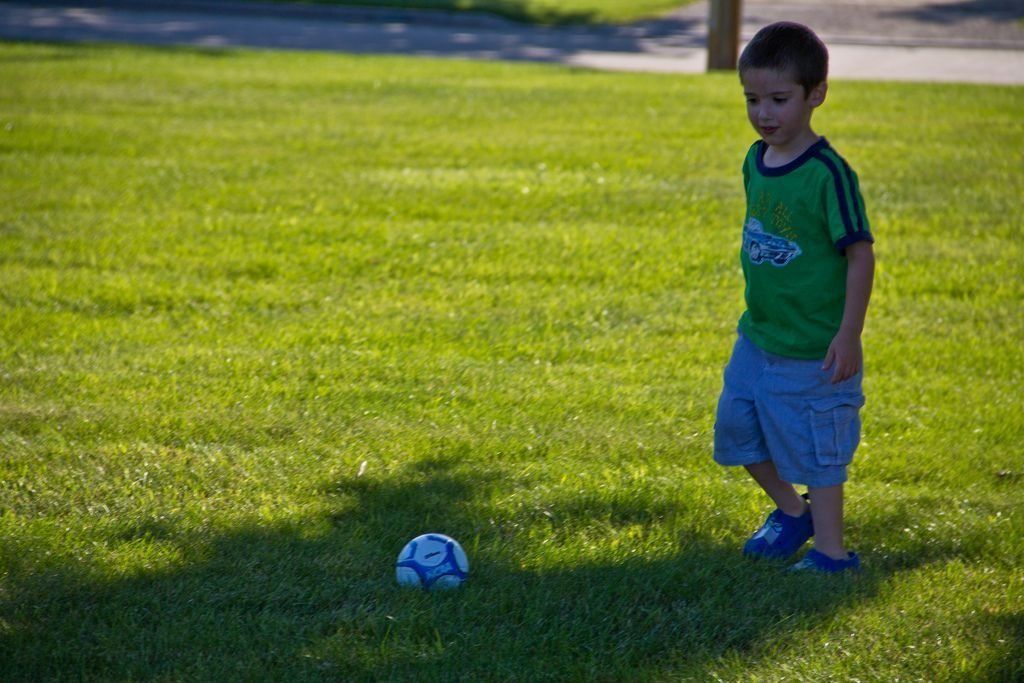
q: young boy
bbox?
[713,22,874,573]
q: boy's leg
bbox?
[741,460,814,559]
[716,334,813,559]
[745,461,807,518]
[807,484,847,560]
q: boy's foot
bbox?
[788,548,861,573]
[742,494,813,560]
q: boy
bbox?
[713,22,874,573]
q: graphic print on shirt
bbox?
[743,217,802,267]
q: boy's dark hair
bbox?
[739,22,829,95]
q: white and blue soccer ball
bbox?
[395,533,469,590]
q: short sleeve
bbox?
[820,153,873,253]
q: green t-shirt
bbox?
[738,137,873,359]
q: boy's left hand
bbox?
[822,330,862,384]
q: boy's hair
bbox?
[739,22,829,95]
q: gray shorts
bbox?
[713,333,865,488]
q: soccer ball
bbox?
[395,533,469,590]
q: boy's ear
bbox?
[808,81,828,108]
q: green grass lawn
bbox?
[1,41,1022,681]
[267,0,693,24]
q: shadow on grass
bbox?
[0,39,240,60]
[884,0,1024,24]
[0,2,709,66]
[0,49,82,63]
[979,612,1024,682]
[288,0,604,26]
[0,454,991,680]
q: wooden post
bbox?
[707,0,742,71]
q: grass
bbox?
[1,41,1022,681]
[259,0,694,24]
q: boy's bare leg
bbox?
[807,484,847,559]
[744,461,808,517]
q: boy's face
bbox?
[741,68,827,154]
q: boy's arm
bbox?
[823,240,875,384]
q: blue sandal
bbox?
[789,548,861,573]
[743,494,813,560]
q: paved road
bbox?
[1,0,1022,84]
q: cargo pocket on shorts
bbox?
[809,395,865,467]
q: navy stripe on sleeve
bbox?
[837,157,866,233]
[813,151,855,237]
